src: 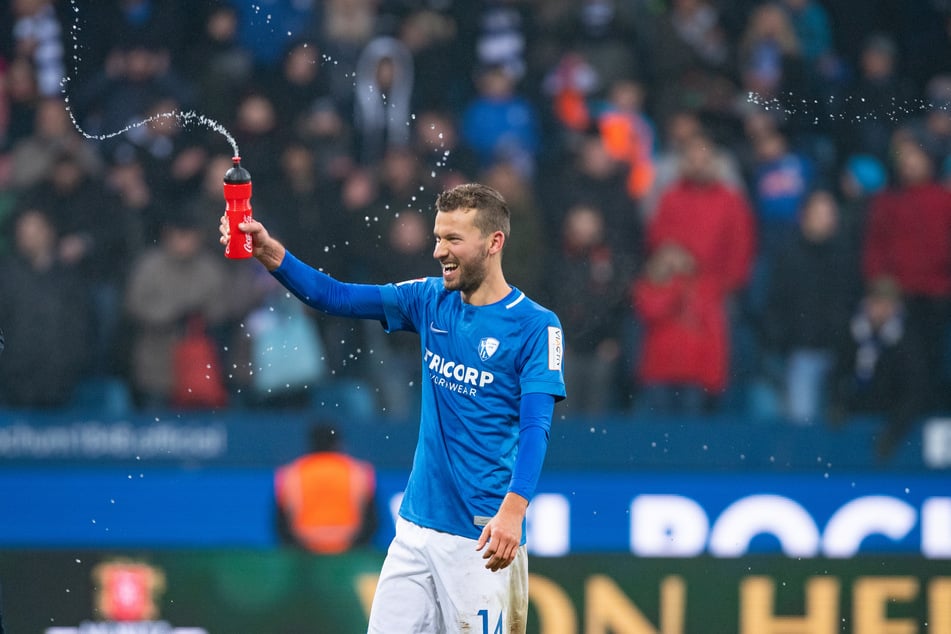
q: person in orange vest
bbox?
[274,423,378,554]
[552,70,656,201]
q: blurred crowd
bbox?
[1,0,950,452]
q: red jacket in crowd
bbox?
[634,275,729,392]
[647,180,756,295]
[862,182,951,297]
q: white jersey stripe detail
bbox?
[505,292,526,309]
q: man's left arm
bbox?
[476,392,554,572]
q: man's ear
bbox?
[488,231,505,255]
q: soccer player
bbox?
[220,183,565,633]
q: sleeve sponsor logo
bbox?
[547,327,563,371]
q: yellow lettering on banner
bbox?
[853,577,918,634]
[584,574,685,634]
[930,578,951,634]
[528,573,577,634]
[356,573,379,618]
[659,576,686,634]
[740,576,839,634]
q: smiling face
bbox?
[431,183,511,304]
[432,207,494,296]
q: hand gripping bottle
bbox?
[223,156,254,259]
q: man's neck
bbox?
[462,272,510,306]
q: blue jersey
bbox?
[379,277,566,540]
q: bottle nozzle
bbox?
[224,156,251,184]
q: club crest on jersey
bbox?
[478,337,500,361]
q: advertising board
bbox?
[0,551,947,633]
[2,468,947,560]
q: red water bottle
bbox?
[223,156,254,259]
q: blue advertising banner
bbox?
[2,468,949,559]
[2,410,948,471]
[521,472,951,558]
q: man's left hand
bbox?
[475,492,528,572]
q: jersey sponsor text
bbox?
[424,348,494,397]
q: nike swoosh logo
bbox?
[429,322,449,334]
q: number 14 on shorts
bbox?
[478,609,503,634]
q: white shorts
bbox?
[367,517,529,634]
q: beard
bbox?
[442,247,490,295]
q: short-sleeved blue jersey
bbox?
[379,277,566,540]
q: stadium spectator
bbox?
[305,166,379,378]
[645,131,756,412]
[275,423,378,553]
[344,146,425,280]
[253,142,347,275]
[231,89,285,186]
[887,0,951,90]
[548,203,629,416]
[836,33,916,161]
[862,137,951,409]
[23,151,137,372]
[647,0,734,121]
[764,190,860,424]
[749,126,816,256]
[648,132,755,301]
[70,36,195,158]
[837,153,887,250]
[644,109,745,220]
[544,49,603,140]
[266,39,332,130]
[318,0,378,117]
[1,55,41,151]
[123,207,231,409]
[738,2,808,102]
[736,115,816,371]
[182,2,254,127]
[352,36,414,166]
[0,204,93,408]
[7,97,101,190]
[124,96,212,210]
[590,78,657,202]
[398,9,464,113]
[545,133,644,261]
[412,108,479,189]
[544,0,644,91]
[363,209,432,420]
[101,151,153,245]
[836,277,930,458]
[299,96,354,183]
[10,0,64,98]
[480,161,547,300]
[232,0,319,73]
[633,242,723,415]
[464,0,531,83]
[779,0,835,71]
[897,74,951,168]
[377,146,425,219]
[460,63,541,178]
